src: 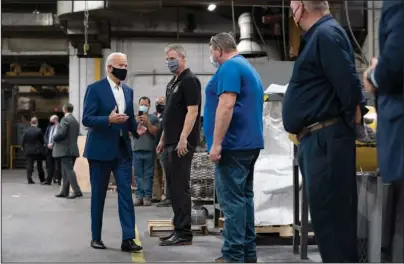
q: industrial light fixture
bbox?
[207,4,216,11]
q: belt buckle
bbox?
[298,127,311,141]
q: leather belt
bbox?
[297,117,341,141]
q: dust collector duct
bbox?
[237,12,267,58]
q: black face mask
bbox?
[156,104,165,113]
[111,67,128,81]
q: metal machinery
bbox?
[190,152,216,226]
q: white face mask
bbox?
[210,55,220,69]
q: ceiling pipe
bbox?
[236,13,267,58]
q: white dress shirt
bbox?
[107,76,126,114]
[107,76,126,136]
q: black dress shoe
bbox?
[159,235,192,246]
[156,199,171,207]
[245,258,257,263]
[159,231,175,241]
[91,240,106,249]
[28,180,35,184]
[42,181,51,185]
[67,193,83,199]
[55,194,67,198]
[121,239,142,252]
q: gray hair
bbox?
[210,32,237,53]
[50,115,59,122]
[30,117,38,126]
[303,1,330,13]
[105,52,127,71]
[164,44,187,58]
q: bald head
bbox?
[105,52,128,82]
[30,117,38,126]
[156,96,165,105]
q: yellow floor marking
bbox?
[132,225,146,262]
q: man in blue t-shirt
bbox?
[203,32,264,263]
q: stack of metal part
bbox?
[190,152,215,199]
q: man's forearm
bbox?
[180,111,198,139]
[146,123,159,136]
[159,131,165,143]
[213,106,233,146]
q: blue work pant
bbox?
[215,149,260,263]
[299,122,358,263]
[133,150,155,199]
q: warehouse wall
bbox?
[68,44,99,134]
[103,38,283,113]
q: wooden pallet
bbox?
[147,220,208,237]
[219,218,313,238]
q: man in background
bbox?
[205,32,264,263]
[43,115,62,185]
[363,1,404,262]
[133,96,160,206]
[22,117,46,184]
[156,44,201,246]
[53,103,82,199]
[154,96,171,207]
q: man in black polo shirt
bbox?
[156,43,201,246]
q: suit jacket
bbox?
[22,126,45,157]
[52,114,80,158]
[374,1,404,183]
[82,78,136,161]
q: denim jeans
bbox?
[215,149,260,263]
[133,150,155,198]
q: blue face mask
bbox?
[210,55,220,69]
[139,105,148,113]
[167,59,179,73]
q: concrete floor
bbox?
[2,169,319,263]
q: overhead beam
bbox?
[2,26,66,38]
[1,76,69,86]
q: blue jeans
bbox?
[215,149,260,263]
[133,150,155,199]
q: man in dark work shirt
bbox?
[156,43,201,246]
[282,1,364,262]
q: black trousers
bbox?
[298,123,358,263]
[162,144,194,238]
[383,178,404,262]
[26,155,45,182]
[45,151,61,183]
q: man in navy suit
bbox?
[363,1,404,262]
[82,52,142,252]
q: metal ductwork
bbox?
[237,13,267,58]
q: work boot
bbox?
[156,199,171,207]
[134,198,143,206]
[143,198,152,206]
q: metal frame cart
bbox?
[190,152,215,220]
